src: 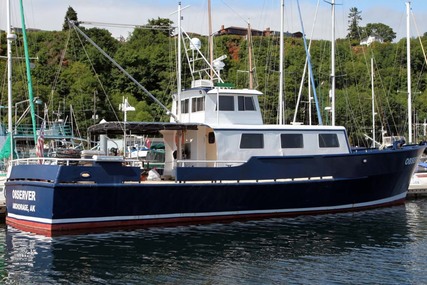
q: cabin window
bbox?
[218,96,234,111]
[281,134,303,148]
[192,97,205,112]
[240,133,264,149]
[318,133,340,148]
[181,99,189,114]
[238,96,256,111]
[208,132,215,144]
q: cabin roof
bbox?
[210,124,347,131]
[88,121,205,136]
[207,88,263,96]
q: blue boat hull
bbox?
[5,146,424,236]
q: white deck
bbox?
[0,174,6,216]
[408,172,427,197]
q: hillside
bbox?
[1,20,426,147]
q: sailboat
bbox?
[0,0,18,218]
[0,0,85,219]
[404,1,427,196]
[4,2,426,237]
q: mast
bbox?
[407,1,412,143]
[247,22,253,89]
[208,0,213,79]
[177,2,182,121]
[19,0,37,144]
[309,68,312,125]
[371,57,375,147]
[6,0,16,160]
[296,0,322,125]
[331,0,336,126]
[279,0,284,124]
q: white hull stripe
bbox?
[8,192,407,225]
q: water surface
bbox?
[0,199,426,284]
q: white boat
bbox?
[408,159,427,196]
[404,1,427,197]
[0,173,6,218]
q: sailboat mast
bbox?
[6,0,16,160]
[279,0,284,125]
[371,57,375,147]
[177,2,182,121]
[331,0,336,126]
[407,1,412,143]
[19,0,37,144]
[208,0,213,79]
[247,22,253,89]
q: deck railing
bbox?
[14,123,74,139]
[10,156,247,169]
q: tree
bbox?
[147,17,174,37]
[346,7,362,40]
[363,23,396,42]
[63,6,78,30]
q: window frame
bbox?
[240,133,264,149]
[218,96,235,111]
[280,133,304,149]
[238,96,256,111]
[191,96,205,112]
[181,98,189,114]
[318,133,340,148]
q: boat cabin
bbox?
[171,80,263,126]
[162,83,351,178]
[89,83,351,180]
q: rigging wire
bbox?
[70,20,178,122]
[293,0,320,125]
[79,21,172,31]
[67,21,122,126]
[411,11,427,66]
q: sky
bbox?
[1,0,427,42]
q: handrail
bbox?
[11,157,248,168]
[10,157,140,166]
[176,159,246,167]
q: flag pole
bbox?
[123,97,127,157]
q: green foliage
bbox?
[347,7,362,40]
[362,23,396,42]
[10,10,427,145]
[63,6,78,30]
[147,17,174,37]
[346,7,396,44]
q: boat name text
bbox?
[405,157,418,166]
[12,190,36,201]
[12,203,36,212]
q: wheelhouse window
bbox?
[218,96,234,111]
[181,99,189,114]
[240,133,264,149]
[281,134,303,148]
[319,133,340,148]
[238,96,256,111]
[192,97,205,112]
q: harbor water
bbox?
[0,198,426,284]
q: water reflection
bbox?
[1,201,426,284]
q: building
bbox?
[216,25,263,36]
[216,25,302,38]
[360,35,384,46]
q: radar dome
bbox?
[190,38,201,50]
